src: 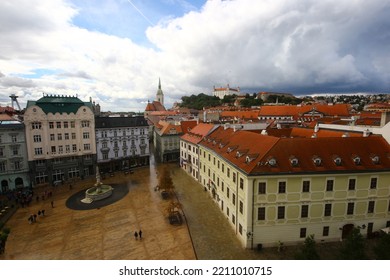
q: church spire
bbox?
[156,78,164,105]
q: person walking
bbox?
[139,230,143,240]
[134,231,138,240]
[51,201,54,208]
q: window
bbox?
[58,146,63,154]
[232,214,235,225]
[326,179,334,192]
[83,132,90,139]
[323,226,329,237]
[84,144,91,151]
[11,135,17,143]
[64,122,68,128]
[258,182,266,194]
[102,153,108,160]
[239,224,242,235]
[50,134,55,141]
[258,207,265,220]
[232,193,236,205]
[302,180,310,192]
[348,178,356,190]
[72,144,77,152]
[324,203,332,217]
[49,122,54,129]
[233,173,236,183]
[33,135,42,143]
[0,147,3,157]
[32,122,42,129]
[277,206,285,219]
[56,122,61,128]
[300,228,307,238]
[34,148,43,155]
[51,146,56,154]
[57,133,62,140]
[71,121,75,128]
[0,162,6,172]
[278,181,286,193]
[227,168,230,178]
[65,145,70,153]
[227,207,229,216]
[72,133,76,140]
[347,202,354,215]
[81,121,90,127]
[239,178,244,190]
[368,201,375,213]
[301,205,309,218]
[227,188,230,198]
[64,133,69,140]
[239,201,243,214]
[12,146,18,156]
[370,178,377,189]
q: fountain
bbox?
[81,166,113,204]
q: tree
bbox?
[339,228,367,259]
[294,234,320,260]
[374,233,390,259]
[158,167,175,199]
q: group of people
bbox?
[28,209,45,224]
[134,230,143,240]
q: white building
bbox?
[95,116,150,173]
[213,84,240,99]
[24,94,96,186]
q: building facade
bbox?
[198,126,390,248]
[0,117,30,193]
[95,116,150,173]
[24,95,96,187]
[213,85,240,99]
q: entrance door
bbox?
[341,224,354,239]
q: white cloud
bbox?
[0,0,389,111]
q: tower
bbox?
[156,78,164,105]
[10,94,21,111]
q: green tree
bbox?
[294,234,320,260]
[374,233,390,259]
[339,228,367,259]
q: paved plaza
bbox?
[0,153,264,260]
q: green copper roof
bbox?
[27,95,92,114]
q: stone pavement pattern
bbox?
[1,164,195,260]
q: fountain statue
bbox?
[81,166,113,204]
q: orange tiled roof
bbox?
[200,127,390,175]
[259,104,351,117]
[145,101,166,112]
[220,110,260,119]
[181,123,216,144]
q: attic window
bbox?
[268,157,277,167]
[227,146,237,153]
[290,156,299,167]
[371,155,380,164]
[245,156,252,163]
[333,156,342,166]
[236,151,243,158]
[313,156,322,166]
[352,155,361,165]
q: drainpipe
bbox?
[235,172,239,236]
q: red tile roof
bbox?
[259,104,351,117]
[200,127,390,175]
[181,123,216,144]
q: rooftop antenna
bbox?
[9,94,21,111]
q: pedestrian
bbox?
[33,214,37,223]
[134,231,138,240]
[51,201,54,208]
[38,210,41,216]
[42,209,45,216]
[139,230,142,239]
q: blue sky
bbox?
[0,0,389,112]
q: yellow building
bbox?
[198,126,390,248]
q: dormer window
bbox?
[352,155,361,165]
[333,156,342,166]
[290,156,299,167]
[236,151,242,158]
[245,156,252,163]
[313,156,322,166]
[227,145,237,153]
[371,155,380,164]
[268,157,277,166]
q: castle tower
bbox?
[156,78,164,105]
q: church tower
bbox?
[156,78,164,105]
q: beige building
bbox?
[24,94,96,186]
[198,126,390,248]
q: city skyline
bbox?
[1,0,390,112]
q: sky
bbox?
[0,0,390,112]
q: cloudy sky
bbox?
[0,0,389,112]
